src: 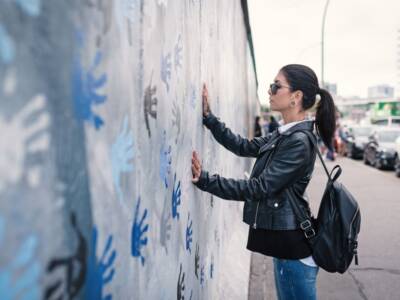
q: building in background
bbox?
[368,84,395,98]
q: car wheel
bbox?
[395,157,400,178]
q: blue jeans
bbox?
[273,258,319,300]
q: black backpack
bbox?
[289,130,361,273]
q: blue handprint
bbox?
[111,116,134,203]
[131,197,149,266]
[72,31,108,130]
[174,34,183,70]
[185,213,193,253]
[159,130,172,188]
[0,217,41,300]
[85,226,116,300]
[0,24,15,64]
[161,52,171,92]
[200,265,205,286]
[172,173,181,220]
[15,0,41,17]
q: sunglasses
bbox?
[269,83,291,95]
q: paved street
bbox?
[249,156,400,300]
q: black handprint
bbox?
[144,73,158,138]
[45,212,87,299]
[194,243,200,279]
[177,263,185,300]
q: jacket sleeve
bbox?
[203,112,270,157]
[193,136,309,201]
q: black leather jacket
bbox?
[194,113,317,230]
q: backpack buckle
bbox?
[304,228,316,239]
[300,220,315,239]
[300,220,312,230]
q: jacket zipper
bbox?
[252,141,278,229]
[252,202,260,229]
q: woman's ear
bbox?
[295,90,303,101]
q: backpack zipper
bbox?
[348,205,360,265]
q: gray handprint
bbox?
[160,196,172,255]
[144,73,157,138]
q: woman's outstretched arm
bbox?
[191,134,310,201]
[202,84,270,157]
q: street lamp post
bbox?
[321,0,330,88]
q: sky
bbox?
[248,0,400,104]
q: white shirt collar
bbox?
[278,119,309,134]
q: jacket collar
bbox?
[279,120,314,136]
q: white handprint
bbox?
[0,94,50,191]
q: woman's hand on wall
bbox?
[202,83,211,117]
[191,151,202,183]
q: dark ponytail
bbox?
[315,88,336,149]
[280,64,336,149]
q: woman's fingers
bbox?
[191,151,202,182]
[202,83,210,117]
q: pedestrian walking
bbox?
[268,115,280,133]
[191,64,336,299]
[254,116,262,137]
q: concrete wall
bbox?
[0,1,258,299]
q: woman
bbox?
[191,64,336,299]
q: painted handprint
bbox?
[172,173,182,220]
[72,31,107,130]
[111,115,134,203]
[0,24,15,64]
[174,34,183,71]
[194,243,200,279]
[45,212,87,299]
[0,94,50,192]
[159,131,172,188]
[200,265,205,286]
[177,263,185,300]
[160,196,172,255]
[85,227,117,300]
[161,52,172,92]
[14,0,41,17]
[185,213,193,254]
[144,74,158,138]
[0,217,41,300]
[172,100,181,144]
[131,197,149,266]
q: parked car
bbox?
[371,116,400,127]
[343,125,373,159]
[363,127,400,170]
[395,136,400,177]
